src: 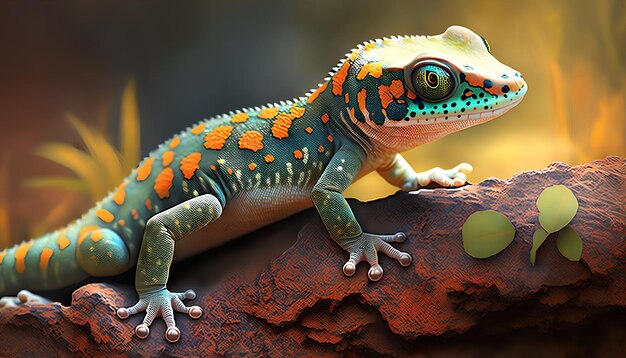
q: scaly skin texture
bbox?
[0,26,527,343]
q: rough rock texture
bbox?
[0,156,624,357]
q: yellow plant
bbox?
[0,159,10,248]
[26,79,141,209]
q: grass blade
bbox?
[120,79,140,171]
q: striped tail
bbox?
[0,228,88,296]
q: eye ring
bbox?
[405,59,458,102]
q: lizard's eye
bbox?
[411,62,456,102]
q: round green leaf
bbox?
[530,228,549,266]
[462,210,516,259]
[537,185,579,233]
[556,225,582,261]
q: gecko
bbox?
[0,26,526,343]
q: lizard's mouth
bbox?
[385,95,525,128]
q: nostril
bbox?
[501,74,509,79]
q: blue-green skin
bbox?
[0,26,527,342]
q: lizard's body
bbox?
[0,26,527,343]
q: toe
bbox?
[343,261,356,276]
[135,324,150,339]
[117,307,130,319]
[165,327,181,343]
[399,252,413,266]
[189,306,203,319]
[368,264,384,281]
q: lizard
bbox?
[0,26,527,343]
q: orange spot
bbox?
[118,219,125,226]
[356,61,384,80]
[321,113,330,123]
[58,235,70,250]
[0,251,5,264]
[91,231,104,242]
[14,240,33,273]
[344,93,349,104]
[39,248,54,271]
[272,114,293,139]
[290,105,306,118]
[113,182,128,205]
[162,151,175,167]
[465,90,474,97]
[204,125,233,150]
[258,107,279,119]
[131,209,139,220]
[96,209,114,223]
[264,154,275,163]
[357,88,368,115]
[136,157,155,181]
[318,145,325,153]
[332,62,350,96]
[307,82,328,104]
[389,79,405,97]
[249,163,257,171]
[154,168,174,199]
[231,112,250,123]
[238,131,264,152]
[227,168,233,175]
[293,150,303,159]
[145,199,153,211]
[210,164,217,170]
[78,225,100,248]
[190,123,206,135]
[169,136,181,149]
[179,152,202,179]
[406,90,417,99]
[378,84,393,109]
[305,127,313,134]
[327,135,334,143]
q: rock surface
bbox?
[0,156,624,356]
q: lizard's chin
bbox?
[384,95,524,128]
[352,95,524,154]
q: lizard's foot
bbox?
[0,290,50,308]
[117,288,202,343]
[341,232,412,281]
[402,162,473,191]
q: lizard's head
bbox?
[329,25,527,152]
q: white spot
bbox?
[337,166,343,171]
[275,172,281,185]
[286,163,293,185]
[235,170,244,186]
[184,203,191,210]
[266,177,272,187]
[302,147,309,165]
[255,173,262,188]
[303,169,312,186]
[297,172,305,186]
[193,190,199,197]
[341,159,345,163]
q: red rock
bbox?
[0,156,624,356]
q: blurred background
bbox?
[0,0,624,247]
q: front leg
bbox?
[116,194,222,343]
[312,146,412,281]
[377,153,473,191]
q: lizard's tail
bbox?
[0,228,88,296]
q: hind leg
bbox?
[117,194,222,343]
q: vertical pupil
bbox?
[426,71,438,87]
